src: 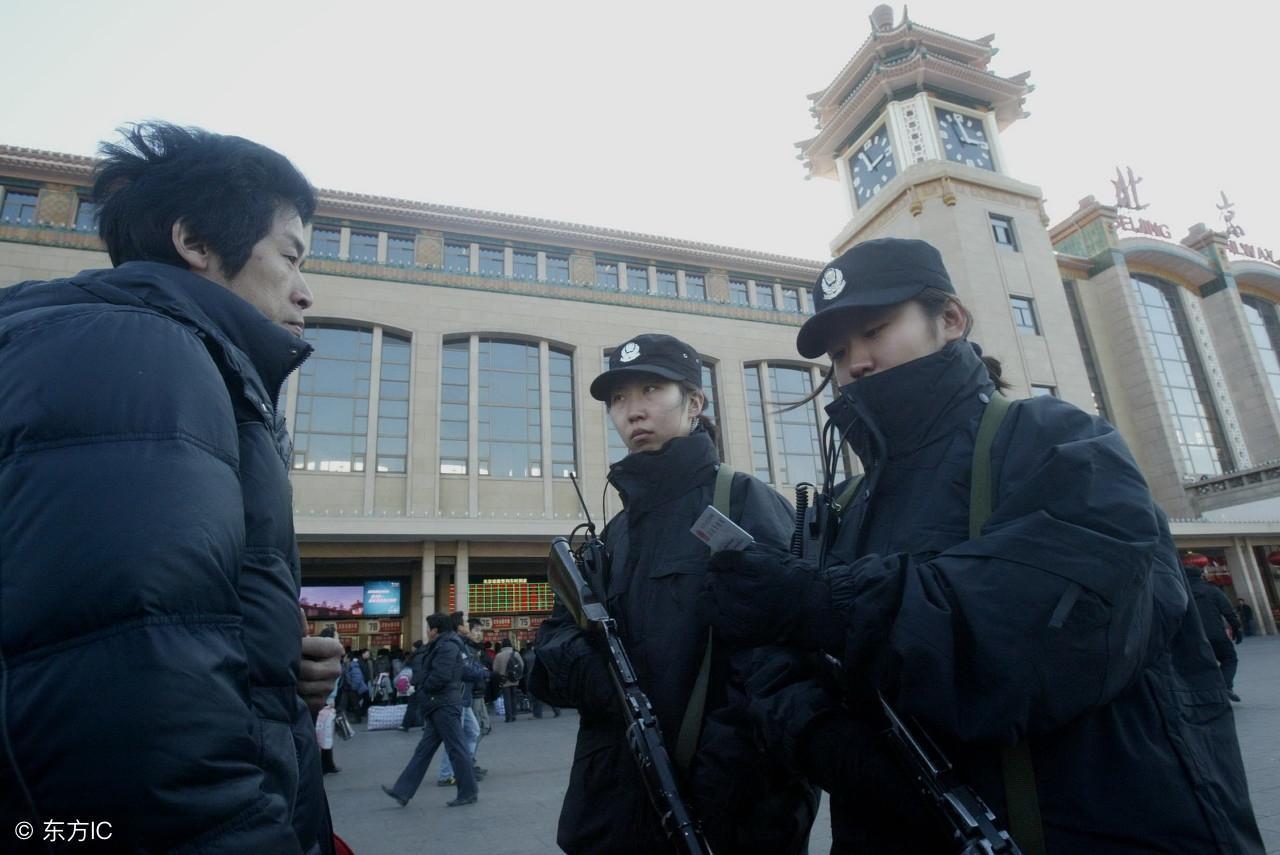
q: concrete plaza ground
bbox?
[330,637,1280,854]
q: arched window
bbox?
[291,324,413,474]
[744,362,826,486]
[1130,276,1228,476]
[1242,295,1280,413]
[440,336,578,479]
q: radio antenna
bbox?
[568,472,597,536]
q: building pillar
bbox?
[455,541,470,618]
[338,227,351,260]
[376,232,389,264]
[1240,539,1278,636]
[617,261,630,292]
[418,541,437,641]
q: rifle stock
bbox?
[547,537,711,855]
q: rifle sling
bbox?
[675,463,736,772]
[969,394,1046,855]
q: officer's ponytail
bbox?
[916,289,1011,391]
[678,382,721,459]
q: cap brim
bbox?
[589,365,693,401]
[795,282,930,358]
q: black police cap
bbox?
[590,334,702,401]
[796,237,955,358]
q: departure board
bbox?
[449,580,555,614]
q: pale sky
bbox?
[3,0,1277,263]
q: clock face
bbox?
[849,125,897,208]
[935,108,995,171]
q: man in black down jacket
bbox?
[1186,563,1244,701]
[382,613,479,807]
[0,123,341,853]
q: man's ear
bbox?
[171,219,215,274]
[687,389,706,419]
[940,298,969,343]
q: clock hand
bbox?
[868,150,887,170]
[857,151,874,170]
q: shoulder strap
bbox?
[835,474,864,512]
[676,463,736,772]
[969,394,1047,855]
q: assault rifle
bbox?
[878,687,1021,854]
[547,535,711,855]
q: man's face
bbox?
[469,625,484,643]
[208,206,313,337]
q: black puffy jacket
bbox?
[532,431,819,854]
[0,262,331,853]
[799,341,1261,853]
[416,632,467,712]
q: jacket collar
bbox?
[607,430,719,514]
[827,340,994,466]
[72,261,311,405]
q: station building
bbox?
[3,5,1279,643]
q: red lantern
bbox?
[1182,552,1210,569]
[1268,551,1280,567]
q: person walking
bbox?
[437,613,489,787]
[532,333,819,854]
[466,620,493,737]
[699,238,1263,853]
[346,652,372,723]
[1237,598,1256,638]
[381,613,479,808]
[522,643,559,718]
[1186,563,1244,702]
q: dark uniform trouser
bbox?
[387,704,478,801]
[503,684,518,721]
[1211,636,1239,690]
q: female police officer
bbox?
[531,333,818,854]
[699,239,1262,853]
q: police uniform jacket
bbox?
[532,430,819,854]
[806,340,1261,853]
[0,262,331,854]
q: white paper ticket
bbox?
[690,505,755,553]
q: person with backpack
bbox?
[531,334,820,854]
[698,238,1263,853]
[493,640,524,723]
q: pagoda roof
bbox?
[796,45,1031,180]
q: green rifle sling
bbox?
[675,463,736,772]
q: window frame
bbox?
[990,213,1019,251]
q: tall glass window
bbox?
[444,242,471,272]
[744,363,824,485]
[596,261,619,290]
[729,279,749,306]
[1010,296,1040,335]
[387,235,415,265]
[781,286,802,313]
[1242,295,1280,413]
[1131,276,1228,476]
[310,227,340,259]
[743,367,772,480]
[655,269,678,297]
[701,363,724,457]
[549,349,577,477]
[546,254,570,283]
[513,250,537,280]
[375,334,411,473]
[478,340,542,478]
[0,191,37,224]
[74,198,99,232]
[756,283,776,310]
[627,264,650,293]
[479,245,505,277]
[292,325,372,472]
[685,273,707,301]
[440,341,470,474]
[348,231,378,262]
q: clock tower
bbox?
[799,5,1095,409]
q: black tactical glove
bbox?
[698,541,848,651]
[748,677,840,768]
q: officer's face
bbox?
[608,377,703,452]
[825,299,966,388]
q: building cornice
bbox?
[0,145,825,280]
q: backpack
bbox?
[505,651,525,684]
[394,667,412,695]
